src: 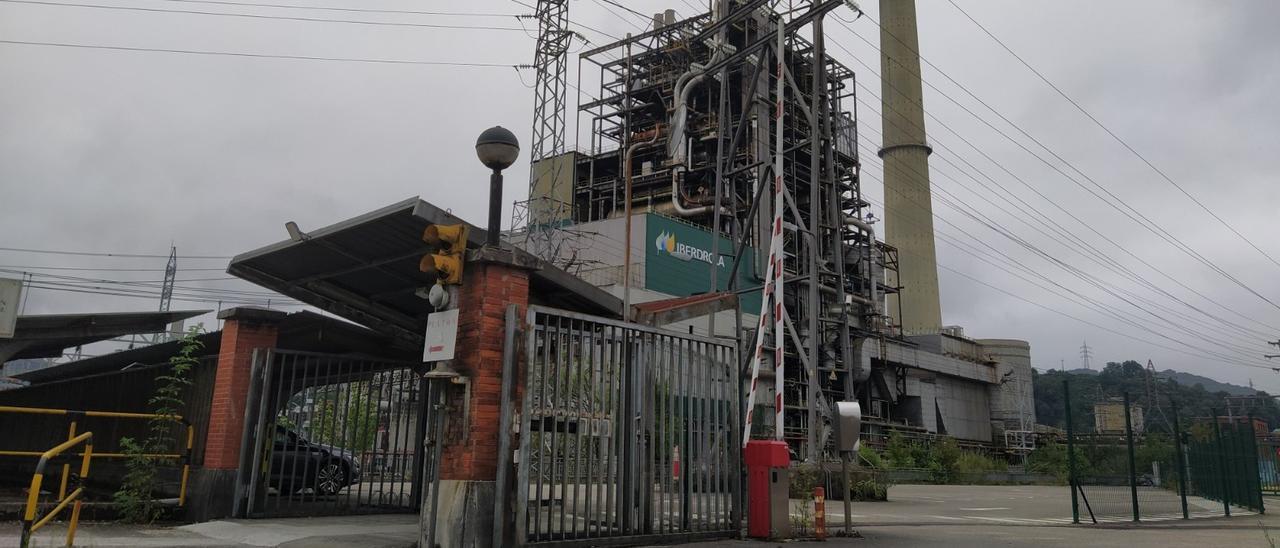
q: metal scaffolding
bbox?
[552,0,899,461]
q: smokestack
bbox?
[879,0,942,335]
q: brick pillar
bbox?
[204,307,286,470]
[438,255,530,481]
[427,249,532,548]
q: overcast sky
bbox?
[2,1,1278,391]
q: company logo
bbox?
[654,230,726,267]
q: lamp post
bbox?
[475,126,521,248]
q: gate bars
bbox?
[514,306,740,546]
[238,349,427,518]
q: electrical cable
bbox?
[0,39,526,67]
[0,0,529,31]
[837,16,1280,312]
[158,0,519,18]
[852,99,1280,339]
[860,146,1278,367]
[860,156,1277,366]
[0,264,226,272]
[825,27,1280,335]
[945,0,1280,272]
[0,245,230,259]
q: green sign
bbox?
[645,214,762,311]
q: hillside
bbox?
[1033,360,1279,430]
[1156,369,1255,396]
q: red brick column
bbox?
[204,307,287,470]
[438,257,530,481]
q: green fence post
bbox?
[1123,392,1140,522]
[1248,413,1266,514]
[1212,408,1231,517]
[1064,379,1079,524]
[1172,398,1189,519]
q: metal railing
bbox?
[20,431,93,548]
[0,405,195,506]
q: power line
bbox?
[831,30,1280,338]
[158,0,519,18]
[24,282,298,306]
[851,96,1280,339]
[842,64,1280,342]
[1,268,295,298]
[860,153,1278,369]
[0,264,226,272]
[945,0,1280,272]
[864,184,1280,370]
[0,39,525,68]
[836,16,1280,313]
[0,0,529,31]
[594,0,650,21]
[0,245,231,259]
[852,114,1280,364]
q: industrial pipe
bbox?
[669,170,733,217]
[666,4,734,219]
[845,215,880,315]
[623,126,662,321]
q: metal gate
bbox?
[239,349,428,518]
[515,306,740,546]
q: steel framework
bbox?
[519,0,579,266]
[560,0,896,461]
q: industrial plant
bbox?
[513,0,1036,458]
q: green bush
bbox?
[789,463,821,499]
[848,469,892,501]
[858,444,885,469]
[955,450,1007,475]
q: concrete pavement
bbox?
[0,514,418,547]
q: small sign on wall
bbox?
[423,308,459,362]
[0,278,22,339]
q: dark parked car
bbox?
[269,425,361,496]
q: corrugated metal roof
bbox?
[3,309,208,361]
[13,310,417,384]
[227,197,622,344]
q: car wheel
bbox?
[315,462,346,496]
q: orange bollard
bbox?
[814,486,826,540]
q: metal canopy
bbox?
[0,309,207,363]
[13,310,416,384]
[227,197,622,344]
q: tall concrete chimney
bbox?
[879,0,942,335]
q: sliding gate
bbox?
[516,306,740,546]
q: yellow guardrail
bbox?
[0,405,194,506]
[20,431,93,548]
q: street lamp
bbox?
[475,126,520,248]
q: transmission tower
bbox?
[516,0,580,267]
[1143,359,1172,433]
[153,246,177,343]
[1079,340,1093,370]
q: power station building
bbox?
[514,0,1035,456]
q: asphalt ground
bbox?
[3,484,1275,547]
[670,484,1278,548]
